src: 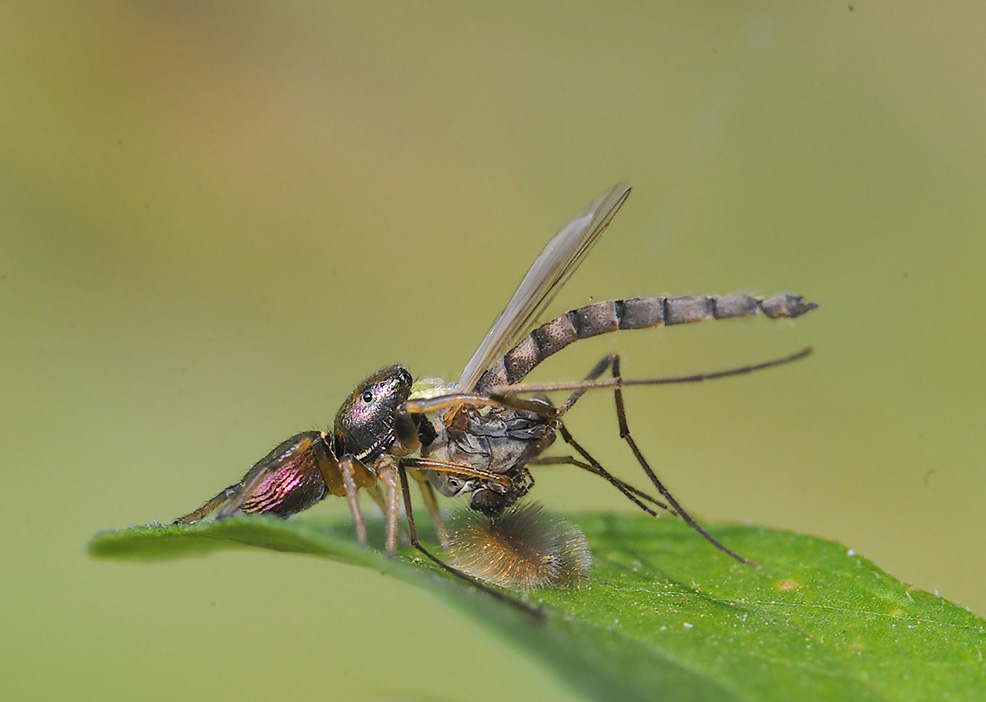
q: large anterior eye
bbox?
[361,390,374,403]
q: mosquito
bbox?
[399,183,814,576]
[171,182,816,616]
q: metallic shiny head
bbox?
[333,365,413,461]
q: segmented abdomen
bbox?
[476,293,817,390]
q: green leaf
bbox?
[89,515,986,701]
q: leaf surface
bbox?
[89,515,986,701]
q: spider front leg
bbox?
[338,455,375,547]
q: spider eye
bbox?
[361,390,374,403]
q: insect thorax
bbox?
[423,404,554,504]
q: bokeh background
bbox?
[3,3,984,700]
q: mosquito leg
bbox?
[339,456,368,546]
[553,426,665,520]
[410,468,450,549]
[487,347,812,397]
[401,457,514,489]
[510,351,680,519]
[557,353,617,417]
[607,354,758,567]
[397,465,544,619]
[173,484,241,524]
[528,454,674,514]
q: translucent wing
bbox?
[457,182,632,390]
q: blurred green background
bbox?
[3,3,985,700]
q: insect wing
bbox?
[456,182,632,391]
